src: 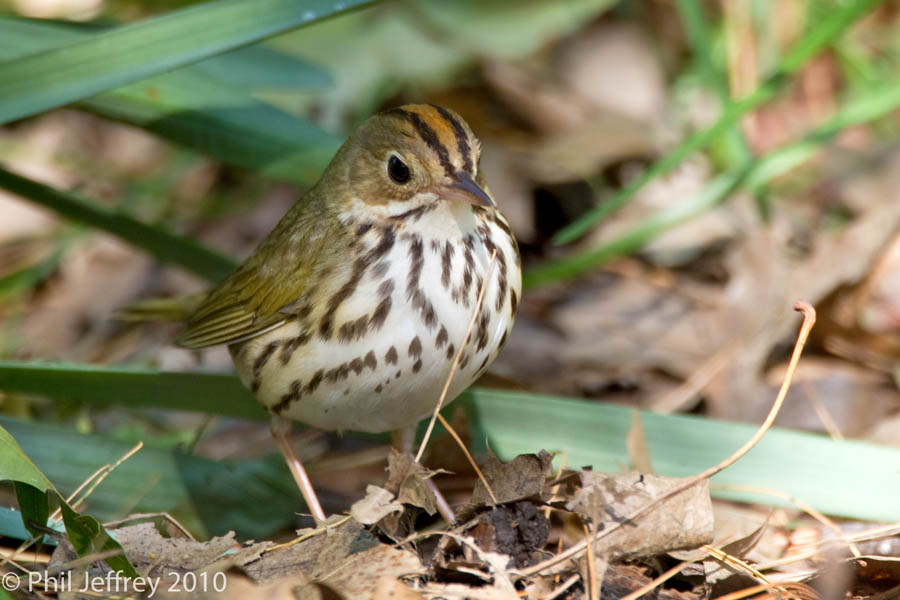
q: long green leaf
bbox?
[0,168,237,283]
[461,389,900,522]
[0,0,373,124]
[552,0,884,244]
[0,362,263,420]
[0,18,341,183]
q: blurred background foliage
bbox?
[1,0,900,547]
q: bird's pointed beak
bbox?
[438,171,495,208]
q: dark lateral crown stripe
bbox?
[388,108,455,177]
[430,104,473,174]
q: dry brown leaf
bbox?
[243,518,372,584]
[566,471,714,560]
[351,485,404,525]
[385,450,438,515]
[318,544,425,600]
[470,450,552,506]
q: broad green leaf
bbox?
[0,0,373,124]
[0,362,262,420]
[58,501,139,578]
[0,417,300,539]
[0,425,136,573]
[0,17,341,183]
[14,482,49,542]
[0,424,55,492]
[0,168,238,283]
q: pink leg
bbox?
[270,416,327,523]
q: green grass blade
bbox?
[675,0,752,172]
[0,417,299,539]
[552,0,884,245]
[461,389,900,522]
[0,0,373,124]
[0,362,263,420]
[0,168,237,283]
[524,170,748,288]
[0,17,331,91]
[527,77,900,287]
[0,17,342,183]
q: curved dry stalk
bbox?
[415,249,496,465]
[263,515,353,553]
[516,301,817,579]
[436,412,497,505]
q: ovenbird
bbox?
[148,105,521,521]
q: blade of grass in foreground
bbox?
[0,362,262,420]
[0,168,237,283]
[552,0,884,245]
[0,0,373,124]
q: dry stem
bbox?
[517,301,817,579]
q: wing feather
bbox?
[175,185,340,349]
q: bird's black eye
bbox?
[388,155,411,184]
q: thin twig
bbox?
[703,544,771,584]
[584,524,599,600]
[546,573,580,600]
[70,442,144,512]
[416,249,497,463]
[435,412,497,504]
[264,515,353,553]
[713,483,861,557]
[516,301,817,579]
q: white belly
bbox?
[232,205,520,433]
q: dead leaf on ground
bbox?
[470,449,553,506]
[565,471,714,560]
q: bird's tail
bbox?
[115,293,207,323]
